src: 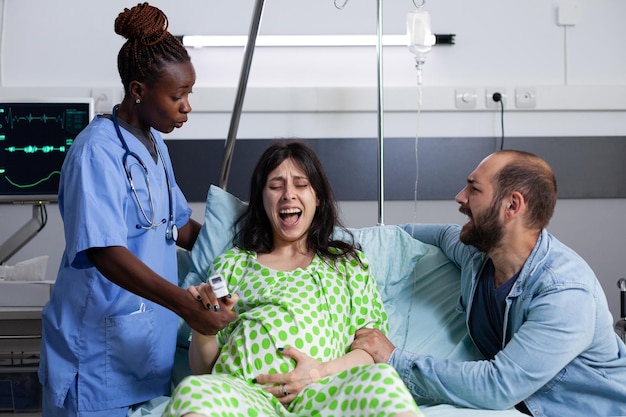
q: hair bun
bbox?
[114,2,169,45]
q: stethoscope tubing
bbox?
[111,105,177,242]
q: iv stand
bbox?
[375,0,385,226]
[218,0,265,190]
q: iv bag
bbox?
[407,10,436,63]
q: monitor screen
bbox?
[0,98,94,203]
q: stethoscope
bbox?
[112,105,178,242]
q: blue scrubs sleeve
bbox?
[60,120,130,269]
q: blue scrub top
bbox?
[39,115,192,412]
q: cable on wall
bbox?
[491,92,505,150]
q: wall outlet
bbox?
[515,87,537,108]
[485,88,506,109]
[558,1,581,26]
[91,88,118,114]
[455,88,477,109]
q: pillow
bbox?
[335,226,429,302]
[336,226,452,351]
[182,185,247,289]
[176,185,247,355]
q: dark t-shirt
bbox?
[469,259,519,359]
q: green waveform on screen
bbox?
[2,108,67,130]
[4,145,67,154]
[2,171,61,189]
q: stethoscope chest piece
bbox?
[166,222,178,242]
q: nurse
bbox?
[38,3,237,417]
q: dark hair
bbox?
[235,140,359,261]
[493,150,557,229]
[115,2,190,94]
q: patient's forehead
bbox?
[267,158,307,182]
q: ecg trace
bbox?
[0,107,88,132]
[4,145,69,154]
[0,107,68,130]
[0,102,90,198]
[1,170,61,189]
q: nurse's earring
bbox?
[135,97,141,104]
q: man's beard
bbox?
[459,199,504,253]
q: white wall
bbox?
[1,0,625,320]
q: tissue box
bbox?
[0,256,48,282]
[0,281,53,307]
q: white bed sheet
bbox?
[128,397,526,417]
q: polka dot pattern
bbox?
[163,248,422,417]
[164,363,421,417]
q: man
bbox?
[352,150,626,417]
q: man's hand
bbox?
[351,328,396,363]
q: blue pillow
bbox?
[343,226,473,358]
[182,185,247,289]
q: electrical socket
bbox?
[485,88,507,109]
[455,88,477,109]
[91,88,118,114]
[515,87,537,108]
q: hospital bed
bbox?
[129,185,525,417]
[131,2,525,412]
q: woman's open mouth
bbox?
[280,208,302,226]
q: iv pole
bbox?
[218,0,265,190]
[375,0,385,226]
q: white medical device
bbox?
[208,274,229,298]
[407,10,436,85]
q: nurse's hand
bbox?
[188,283,237,311]
[184,283,238,335]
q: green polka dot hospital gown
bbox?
[164,248,422,417]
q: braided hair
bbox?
[115,2,190,94]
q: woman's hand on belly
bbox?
[252,345,374,405]
[252,346,322,405]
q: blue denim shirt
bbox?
[393,224,626,417]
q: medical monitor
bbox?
[0,98,94,203]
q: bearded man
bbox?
[352,150,626,417]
